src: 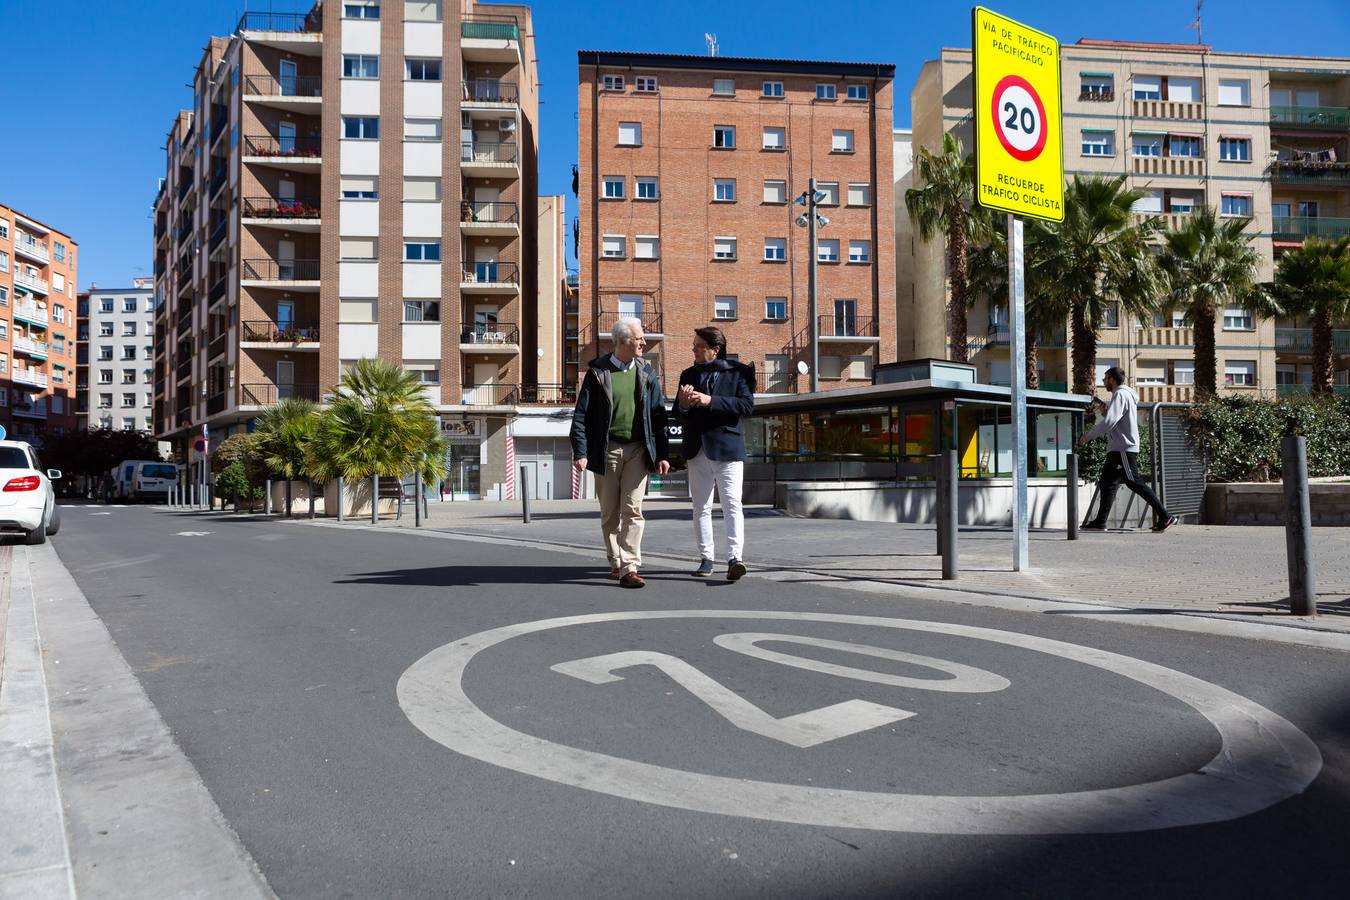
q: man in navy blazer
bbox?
[677,326,755,580]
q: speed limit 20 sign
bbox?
[973,7,1064,222]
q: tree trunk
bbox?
[1193,304,1218,397]
[1070,302,1097,395]
[1311,305,1334,396]
[947,210,970,363]
[1025,329,1040,390]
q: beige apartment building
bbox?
[152,1,574,499]
[909,39,1350,401]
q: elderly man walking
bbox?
[570,316,671,588]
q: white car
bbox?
[0,439,62,545]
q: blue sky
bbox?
[1,0,1347,288]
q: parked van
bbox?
[109,460,179,503]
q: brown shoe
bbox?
[619,572,646,589]
[609,566,621,580]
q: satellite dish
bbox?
[796,360,810,375]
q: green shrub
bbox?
[1185,394,1350,482]
[214,461,263,506]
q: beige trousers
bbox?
[594,440,649,575]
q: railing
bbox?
[243,134,322,158]
[242,321,320,343]
[177,265,194,292]
[176,407,192,427]
[1078,89,1114,102]
[12,368,49,388]
[463,79,519,103]
[598,310,664,336]
[237,11,319,33]
[459,322,520,345]
[1274,328,1350,353]
[177,179,192,201]
[210,105,228,141]
[209,274,228,304]
[208,331,227,359]
[1272,216,1350,240]
[208,218,228,249]
[241,383,320,405]
[14,302,48,325]
[460,201,519,224]
[1269,161,1350,185]
[1270,105,1350,129]
[1277,383,1350,397]
[14,270,49,294]
[13,335,49,356]
[12,398,47,419]
[176,356,193,382]
[242,258,320,281]
[243,74,321,98]
[518,383,577,405]
[210,166,228,197]
[818,314,878,338]
[207,391,227,415]
[1037,381,1069,393]
[459,382,518,406]
[243,196,320,219]
[14,233,50,263]
[461,140,518,164]
[460,261,520,284]
[462,15,519,40]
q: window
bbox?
[819,355,843,379]
[846,84,868,101]
[1169,194,1197,214]
[713,236,737,260]
[1172,360,1195,385]
[1132,189,1163,213]
[713,296,737,320]
[602,74,624,92]
[635,177,658,200]
[713,125,736,149]
[98,370,112,384]
[634,235,659,260]
[1224,360,1256,387]
[714,178,736,202]
[763,180,787,203]
[403,241,440,261]
[403,117,441,140]
[817,239,839,262]
[124,297,139,312]
[1132,76,1161,100]
[405,1,441,22]
[344,1,380,17]
[122,393,136,408]
[1150,309,1187,328]
[343,54,379,78]
[602,176,626,199]
[1217,78,1250,107]
[343,116,379,139]
[763,238,787,261]
[815,83,837,100]
[1080,74,1113,98]
[121,418,136,432]
[0,251,7,272]
[123,322,137,336]
[52,303,65,323]
[100,298,114,313]
[0,286,6,306]
[0,219,7,239]
[1167,77,1200,103]
[99,392,112,407]
[98,322,115,337]
[847,183,872,206]
[1221,193,1252,217]
[762,127,785,150]
[1082,130,1115,156]
[848,240,871,263]
[122,346,137,360]
[846,356,872,381]
[1223,307,1254,330]
[601,234,625,258]
[340,236,378,259]
[405,363,440,384]
[403,177,440,201]
[765,298,787,320]
[762,81,784,98]
[635,76,658,93]
[1132,134,1162,157]
[54,241,66,262]
[1219,137,1251,161]
[402,300,440,322]
[122,370,137,384]
[618,121,641,145]
[1169,135,1202,158]
[1101,302,1120,329]
[52,273,65,292]
[817,182,839,205]
[1135,361,1167,386]
[99,345,113,361]
[0,354,6,374]
[339,298,377,322]
[832,129,854,152]
[712,78,735,96]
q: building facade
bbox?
[908,40,1350,400]
[152,0,566,499]
[78,279,155,432]
[578,52,898,395]
[0,205,79,445]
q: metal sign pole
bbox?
[1008,214,1029,571]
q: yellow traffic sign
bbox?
[972,7,1064,222]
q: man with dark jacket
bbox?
[677,326,755,580]
[570,316,670,589]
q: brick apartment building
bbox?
[907,40,1350,400]
[153,0,570,499]
[0,205,79,445]
[578,52,897,394]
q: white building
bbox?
[81,278,155,431]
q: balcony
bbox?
[1136,326,1195,346]
[207,391,227,416]
[1137,384,1195,403]
[1275,328,1350,354]
[14,302,49,327]
[1078,89,1114,102]
[518,383,578,405]
[241,320,320,348]
[1270,105,1350,131]
[13,335,49,359]
[209,166,228,198]
[463,79,519,106]
[1278,383,1350,397]
[459,201,519,235]
[598,310,664,340]
[1269,161,1350,187]
[1272,216,1350,241]
[460,261,520,294]
[12,368,49,389]
[208,332,227,360]
[1133,211,1198,232]
[1131,98,1203,120]
[208,218,228,251]
[11,398,47,420]
[1132,155,1205,178]
[461,15,521,62]
[241,258,320,290]
[14,269,50,295]
[240,382,320,406]
[242,196,321,231]
[459,382,518,407]
[237,11,322,55]
[243,74,322,112]
[459,322,520,353]
[14,233,50,264]
[176,356,193,382]
[243,134,322,167]
[209,273,229,306]
[817,315,880,343]
[460,140,519,177]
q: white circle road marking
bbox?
[397,610,1322,835]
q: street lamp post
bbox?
[795,179,829,393]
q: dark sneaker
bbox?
[1152,515,1179,533]
[609,566,621,580]
[1080,521,1107,531]
[693,558,715,577]
[619,572,646,589]
[727,558,747,581]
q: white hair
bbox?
[611,315,643,344]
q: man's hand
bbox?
[656,460,670,475]
[573,458,588,472]
[678,383,695,411]
[1078,435,1090,447]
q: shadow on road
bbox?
[332,563,700,589]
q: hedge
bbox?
[1185,394,1350,482]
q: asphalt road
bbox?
[47,503,1350,899]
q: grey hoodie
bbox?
[1083,384,1140,453]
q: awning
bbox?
[1080,71,1113,78]
[1133,130,1166,136]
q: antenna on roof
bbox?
[1191,0,1203,44]
[704,33,718,57]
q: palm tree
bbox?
[1270,236,1350,396]
[252,397,319,515]
[1033,175,1164,394]
[1158,206,1268,396]
[906,132,977,362]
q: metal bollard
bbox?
[308,479,316,520]
[337,476,345,522]
[285,479,293,518]
[934,454,945,556]
[521,465,531,524]
[1281,435,1317,616]
[941,449,959,580]
[1066,453,1079,541]
[371,474,379,524]
[414,472,423,527]
[264,480,273,515]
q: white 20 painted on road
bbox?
[397,610,1322,835]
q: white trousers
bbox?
[688,453,744,562]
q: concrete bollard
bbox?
[1281,435,1317,617]
[1067,453,1079,541]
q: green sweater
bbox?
[608,366,639,442]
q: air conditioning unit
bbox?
[498,118,516,132]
